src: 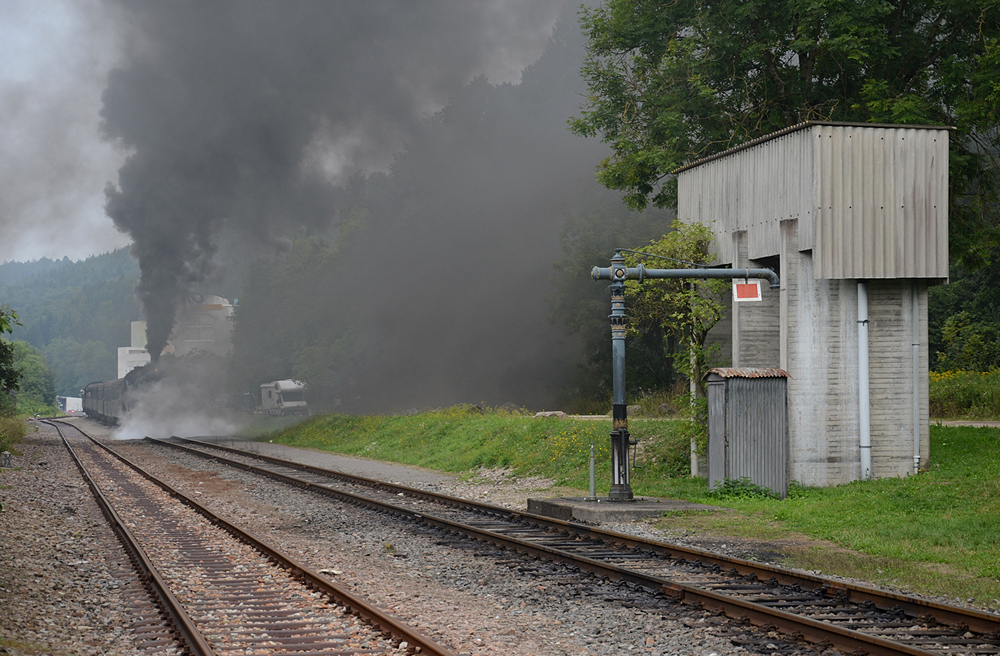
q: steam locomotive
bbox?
[82,364,163,425]
[83,350,240,425]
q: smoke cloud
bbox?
[100,1,565,358]
[224,8,663,413]
[0,0,128,262]
[114,356,240,440]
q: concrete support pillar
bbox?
[867,280,931,477]
[779,220,861,486]
[731,231,780,368]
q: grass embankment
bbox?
[654,426,1000,606]
[262,406,694,485]
[264,409,1000,607]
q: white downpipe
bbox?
[912,282,921,474]
[858,281,872,480]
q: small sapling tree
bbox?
[625,222,728,474]
[624,220,728,399]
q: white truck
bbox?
[57,396,83,414]
[260,380,308,416]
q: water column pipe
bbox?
[592,251,779,501]
[605,251,631,500]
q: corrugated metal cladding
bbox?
[707,371,788,498]
[677,122,950,280]
[678,130,813,267]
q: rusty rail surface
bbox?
[47,421,215,656]
[51,421,457,656]
[156,435,1000,656]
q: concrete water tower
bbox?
[677,121,949,486]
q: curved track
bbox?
[49,421,456,656]
[152,435,1000,656]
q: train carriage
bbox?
[82,378,126,424]
[82,364,161,425]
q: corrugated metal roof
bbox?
[677,122,950,280]
[707,367,790,378]
[673,120,954,174]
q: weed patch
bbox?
[929,370,1000,419]
[708,477,778,500]
[0,415,26,453]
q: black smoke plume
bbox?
[100,1,564,359]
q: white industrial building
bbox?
[117,295,235,377]
[679,121,949,486]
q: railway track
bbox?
[46,421,456,656]
[149,435,1000,656]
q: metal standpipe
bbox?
[592,250,779,502]
[607,252,632,500]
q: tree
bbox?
[571,0,1000,267]
[548,190,671,408]
[10,341,57,415]
[936,311,1000,370]
[0,248,140,394]
[43,338,116,396]
[928,246,1000,370]
[623,221,728,397]
[0,305,20,416]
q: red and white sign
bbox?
[733,279,762,302]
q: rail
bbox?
[50,420,458,656]
[151,435,1000,656]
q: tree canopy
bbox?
[928,252,1000,370]
[9,341,57,415]
[1,248,139,395]
[0,305,20,416]
[571,0,1000,266]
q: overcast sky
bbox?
[0,0,128,262]
[0,1,562,264]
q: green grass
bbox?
[0,636,51,655]
[264,411,1000,606]
[646,426,1000,604]
[265,405,693,486]
[234,414,311,439]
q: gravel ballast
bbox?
[0,422,177,655]
[2,418,864,655]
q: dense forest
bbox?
[0,248,140,396]
[929,255,1000,372]
[0,256,73,286]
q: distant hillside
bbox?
[0,257,72,286]
[1,248,141,395]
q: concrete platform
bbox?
[527,496,724,524]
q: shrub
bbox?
[929,370,1000,419]
[0,414,26,453]
[707,476,778,500]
